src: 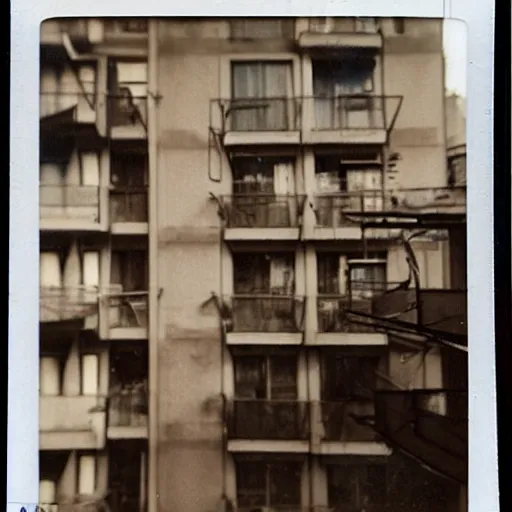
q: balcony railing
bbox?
[110,187,148,223]
[374,390,467,483]
[227,399,310,440]
[223,194,306,228]
[108,94,148,131]
[306,17,380,34]
[312,400,377,442]
[220,97,301,132]
[40,185,100,223]
[107,291,148,329]
[371,289,468,337]
[381,186,467,213]
[314,192,383,228]
[40,395,106,432]
[40,92,96,123]
[108,384,148,427]
[308,95,402,132]
[40,286,99,323]
[317,296,374,333]
[229,295,306,332]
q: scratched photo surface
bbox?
[38,17,467,512]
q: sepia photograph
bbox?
[38,16,468,512]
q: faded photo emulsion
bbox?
[38,17,468,512]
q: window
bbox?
[116,19,148,33]
[349,262,387,298]
[230,61,294,131]
[354,17,379,33]
[393,18,406,34]
[110,147,149,223]
[81,354,99,396]
[230,19,294,39]
[313,59,376,131]
[108,60,148,128]
[78,454,97,495]
[233,252,295,295]
[40,248,100,289]
[78,151,100,186]
[328,464,386,508]
[322,355,380,400]
[236,460,302,508]
[234,354,298,400]
[40,357,61,396]
[111,250,148,292]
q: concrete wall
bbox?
[151,17,452,512]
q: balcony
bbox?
[226,295,305,345]
[371,289,468,339]
[40,19,93,49]
[297,18,383,51]
[214,98,301,146]
[226,399,310,453]
[342,187,467,230]
[310,192,385,240]
[374,390,467,483]
[39,395,107,450]
[40,92,97,125]
[40,287,99,329]
[107,385,148,439]
[108,94,148,139]
[302,95,402,145]
[40,185,102,231]
[110,187,148,234]
[103,291,148,340]
[222,194,306,241]
[314,296,388,346]
[310,401,389,456]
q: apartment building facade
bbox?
[39,17,467,512]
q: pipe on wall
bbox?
[147,18,159,512]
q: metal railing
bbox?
[314,192,384,228]
[40,185,100,222]
[108,384,148,427]
[40,92,96,122]
[106,291,148,329]
[381,186,467,212]
[317,296,374,333]
[108,94,148,131]
[219,97,301,132]
[306,17,380,34]
[228,295,305,332]
[308,95,402,132]
[223,194,306,228]
[40,286,99,323]
[227,399,310,440]
[311,400,377,442]
[110,187,148,223]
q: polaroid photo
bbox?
[8,1,497,512]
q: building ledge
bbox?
[226,332,303,346]
[227,439,310,453]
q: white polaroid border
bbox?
[9,1,496,511]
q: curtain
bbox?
[269,356,298,399]
[313,61,375,129]
[273,161,295,226]
[62,241,81,289]
[81,354,99,396]
[82,251,100,288]
[40,357,60,396]
[231,62,292,130]
[40,252,62,288]
[346,169,383,212]
[78,455,96,495]
[270,257,294,295]
[80,152,100,186]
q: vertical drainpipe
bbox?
[147,18,159,512]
